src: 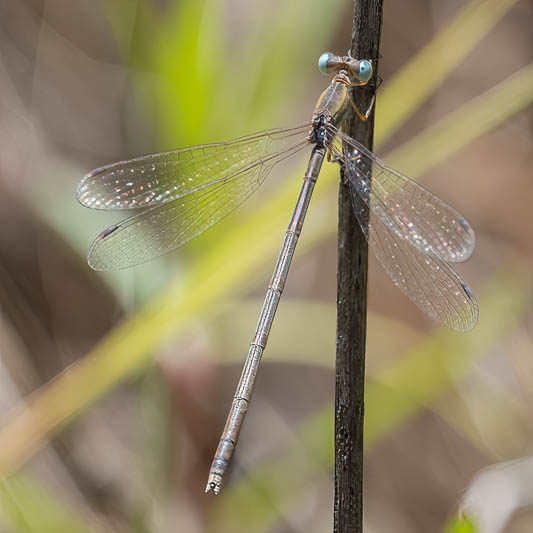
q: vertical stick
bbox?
[334,1,383,532]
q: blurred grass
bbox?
[0,475,97,533]
[129,369,173,532]
[375,0,521,145]
[207,263,532,533]
[104,0,346,145]
[436,364,533,459]
[386,62,533,177]
[0,0,530,530]
[211,300,422,368]
[0,0,529,482]
[3,58,532,479]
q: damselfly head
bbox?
[318,53,372,84]
[318,52,337,74]
[353,59,372,83]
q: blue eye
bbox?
[358,60,372,82]
[318,52,334,75]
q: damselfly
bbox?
[77,53,478,494]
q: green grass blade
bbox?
[385,62,533,175]
[0,475,97,533]
[375,0,521,145]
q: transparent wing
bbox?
[347,176,478,332]
[77,124,310,210]
[328,125,475,263]
[87,138,309,270]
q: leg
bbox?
[350,93,375,122]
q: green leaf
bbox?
[444,514,478,533]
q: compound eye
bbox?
[318,52,335,75]
[358,60,372,82]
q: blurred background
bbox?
[0,0,532,532]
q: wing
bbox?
[87,138,308,270]
[328,125,475,263]
[348,179,478,331]
[77,124,310,210]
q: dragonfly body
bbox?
[206,57,375,494]
[206,147,325,493]
[77,53,478,495]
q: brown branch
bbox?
[334,1,384,532]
